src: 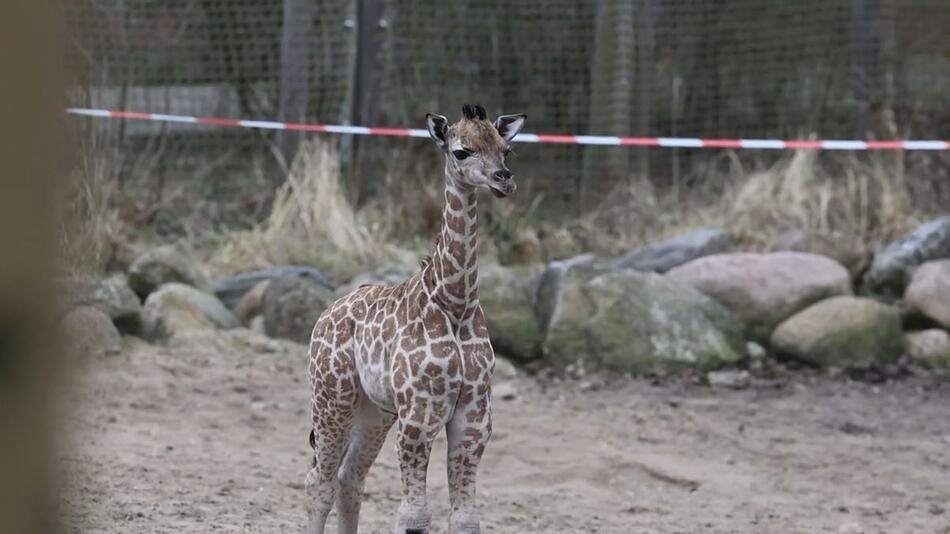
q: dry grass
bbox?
[727,150,917,248]
[576,150,926,256]
[65,133,938,281]
[208,139,397,283]
[58,133,126,277]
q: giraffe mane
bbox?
[419,233,442,269]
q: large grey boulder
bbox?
[335,263,414,297]
[609,228,732,273]
[535,254,606,329]
[770,296,903,367]
[540,227,583,262]
[770,229,870,278]
[142,283,240,341]
[667,252,852,342]
[479,264,545,362]
[263,275,336,344]
[128,245,208,298]
[865,216,950,298]
[904,330,950,369]
[903,260,950,329]
[67,274,142,333]
[542,270,745,373]
[61,306,121,359]
[214,266,331,310]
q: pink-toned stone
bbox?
[234,279,270,324]
[667,252,852,341]
[904,260,950,329]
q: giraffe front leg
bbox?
[392,377,453,533]
[393,417,437,534]
[445,382,492,534]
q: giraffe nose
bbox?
[493,169,512,181]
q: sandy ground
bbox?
[62,329,950,533]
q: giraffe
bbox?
[305,103,526,534]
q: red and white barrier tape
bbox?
[67,108,950,151]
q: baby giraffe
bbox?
[306,103,526,534]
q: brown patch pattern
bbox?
[306,114,501,534]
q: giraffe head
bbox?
[425,104,526,198]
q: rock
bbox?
[263,275,336,344]
[535,254,604,329]
[234,280,270,324]
[61,306,121,358]
[67,274,142,333]
[167,327,304,356]
[214,266,331,310]
[707,369,751,389]
[492,356,519,380]
[128,245,208,298]
[540,227,583,262]
[904,329,950,368]
[865,216,950,298]
[668,252,852,342]
[335,263,414,296]
[770,296,903,367]
[610,228,732,273]
[770,229,870,277]
[542,270,745,373]
[903,260,950,329]
[493,381,519,401]
[498,229,544,265]
[746,341,767,359]
[142,283,240,340]
[479,264,545,362]
[249,315,266,335]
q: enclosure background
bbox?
[66,0,950,221]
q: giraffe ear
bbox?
[494,113,526,142]
[426,113,448,149]
[473,104,487,120]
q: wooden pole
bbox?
[851,0,872,139]
[349,0,384,202]
[275,0,315,186]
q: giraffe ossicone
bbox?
[305,104,526,534]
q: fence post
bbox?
[851,0,872,139]
[347,0,384,203]
[275,0,315,186]
[583,0,636,210]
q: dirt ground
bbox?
[62,329,950,533]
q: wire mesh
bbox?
[65,0,950,228]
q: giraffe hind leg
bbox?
[335,397,396,534]
[306,343,360,534]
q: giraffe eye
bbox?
[452,149,471,160]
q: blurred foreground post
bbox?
[0,1,63,532]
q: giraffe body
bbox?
[306,104,526,534]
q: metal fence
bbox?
[66,1,950,223]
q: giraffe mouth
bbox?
[489,182,516,198]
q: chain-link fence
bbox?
[66,0,950,230]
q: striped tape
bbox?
[66,108,950,151]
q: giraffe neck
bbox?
[423,171,480,325]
